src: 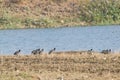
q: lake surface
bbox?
[0,25,120,55]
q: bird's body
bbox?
[87,49,93,54]
[39,49,44,54]
[31,49,40,55]
[14,50,21,55]
[101,49,111,54]
[48,48,56,54]
[31,50,37,55]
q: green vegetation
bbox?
[79,0,120,25]
[0,0,120,29]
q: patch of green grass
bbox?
[79,0,120,25]
[22,17,57,28]
[19,72,30,79]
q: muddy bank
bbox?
[0,51,120,80]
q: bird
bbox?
[48,48,56,54]
[87,49,93,54]
[39,49,44,54]
[36,49,40,51]
[31,48,40,55]
[31,50,37,55]
[101,49,111,54]
[14,49,21,55]
[36,49,41,54]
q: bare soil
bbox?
[0,51,120,80]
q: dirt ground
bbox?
[0,51,120,80]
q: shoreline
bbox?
[0,49,117,55]
[0,24,119,30]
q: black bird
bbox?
[39,49,44,54]
[36,49,40,51]
[31,50,37,55]
[31,49,40,55]
[101,49,111,54]
[87,49,93,54]
[48,48,56,54]
[14,50,21,55]
[36,49,41,54]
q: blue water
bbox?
[0,25,120,54]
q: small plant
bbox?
[0,17,9,25]
[9,0,22,4]
[32,18,54,28]
[52,0,68,3]
[22,18,33,27]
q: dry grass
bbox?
[0,0,119,29]
[0,51,120,80]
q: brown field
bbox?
[0,51,120,80]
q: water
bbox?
[0,25,120,55]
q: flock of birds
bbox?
[13,48,112,56]
[14,48,56,55]
[84,49,112,54]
